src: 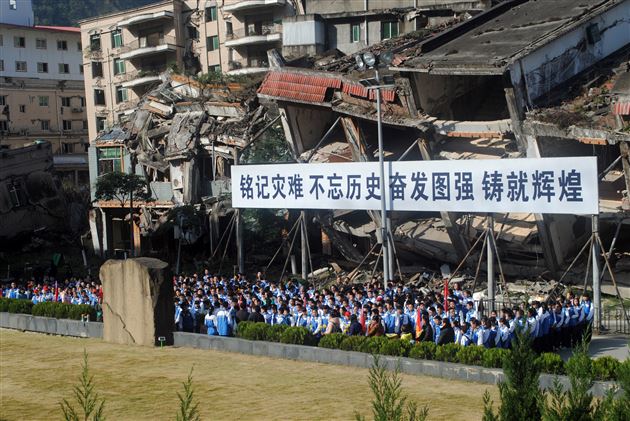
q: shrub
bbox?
[235,321,253,339]
[434,343,460,362]
[0,297,13,312]
[358,336,389,354]
[456,345,485,365]
[339,335,367,352]
[379,338,412,357]
[536,352,565,375]
[482,348,511,369]
[408,342,437,361]
[265,324,289,342]
[67,305,97,321]
[280,326,315,346]
[318,333,346,349]
[592,356,620,381]
[8,299,34,314]
[236,322,269,341]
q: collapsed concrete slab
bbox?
[100,257,173,346]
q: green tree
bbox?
[355,356,429,421]
[483,331,542,421]
[94,172,152,256]
[59,350,106,421]
[175,368,200,421]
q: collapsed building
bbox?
[256,0,630,285]
[88,73,270,259]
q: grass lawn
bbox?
[0,329,498,420]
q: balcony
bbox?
[226,58,270,76]
[118,10,174,28]
[120,35,177,60]
[224,0,286,13]
[121,70,163,89]
[224,24,282,47]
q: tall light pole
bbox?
[355,52,395,290]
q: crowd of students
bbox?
[1,278,102,307]
[174,271,594,351]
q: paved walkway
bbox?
[558,335,629,361]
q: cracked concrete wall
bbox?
[100,257,173,347]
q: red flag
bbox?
[415,307,422,338]
[444,279,449,311]
[54,281,58,302]
[360,310,366,334]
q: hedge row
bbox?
[0,298,97,321]
[234,322,623,381]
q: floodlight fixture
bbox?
[354,54,365,71]
[380,50,394,66]
[362,52,376,68]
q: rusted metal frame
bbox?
[264,216,302,273]
[279,213,303,284]
[595,234,630,325]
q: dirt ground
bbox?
[0,329,498,420]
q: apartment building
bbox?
[0,0,89,185]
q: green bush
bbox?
[536,352,565,375]
[379,338,412,357]
[7,299,34,314]
[235,322,269,341]
[434,343,460,362]
[482,348,511,368]
[339,335,367,352]
[67,305,97,321]
[456,345,485,365]
[235,321,253,339]
[318,333,346,349]
[409,342,437,360]
[358,336,389,354]
[0,297,13,312]
[592,356,620,381]
[280,326,315,346]
[265,324,289,342]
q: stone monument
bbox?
[100,257,173,346]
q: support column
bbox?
[99,207,109,257]
[301,211,308,280]
[233,147,245,274]
[620,142,630,204]
[487,215,495,312]
[592,215,601,334]
[133,220,141,256]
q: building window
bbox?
[207,35,219,51]
[58,63,70,74]
[0,35,3,46]
[15,61,27,72]
[94,89,106,106]
[206,6,217,22]
[79,64,84,74]
[115,86,128,103]
[7,181,23,209]
[36,38,47,49]
[210,65,221,73]
[111,29,123,48]
[77,41,82,51]
[226,22,233,36]
[80,96,85,107]
[113,58,125,75]
[41,120,50,130]
[14,36,25,47]
[39,96,49,106]
[0,121,8,132]
[97,147,123,174]
[96,117,106,132]
[62,120,72,131]
[89,34,100,51]
[91,61,103,78]
[381,21,399,40]
[19,104,25,112]
[187,26,199,40]
[9,0,17,10]
[351,23,360,43]
[0,96,6,105]
[83,120,88,130]
[62,143,74,153]
[0,60,3,71]
[37,62,48,73]
[57,40,68,50]
[61,97,71,107]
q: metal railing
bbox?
[120,34,177,53]
[226,23,282,40]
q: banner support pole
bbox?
[592,214,601,334]
[487,214,495,313]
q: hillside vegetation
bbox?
[33,0,158,26]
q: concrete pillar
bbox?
[99,207,109,257]
[301,211,308,280]
[487,215,495,312]
[592,215,601,334]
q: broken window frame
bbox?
[115,86,128,104]
[94,89,106,106]
[89,34,101,51]
[381,20,399,40]
[207,35,219,52]
[97,146,124,175]
[91,61,103,78]
[95,116,106,132]
[111,29,123,48]
[113,58,126,75]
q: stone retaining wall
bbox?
[0,312,103,338]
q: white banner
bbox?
[232,157,599,215]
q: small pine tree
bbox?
[59,350,106,421]
[484,330,543,421]
[355,355,429,421]
[175,368,200,421]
